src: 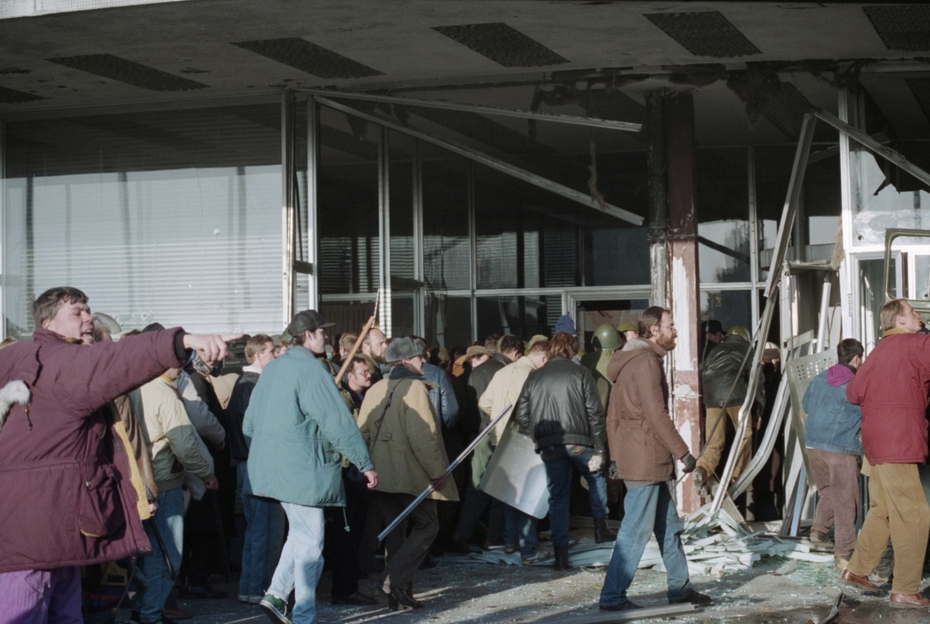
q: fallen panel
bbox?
[479,423,549,518]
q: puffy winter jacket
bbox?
[847,330,930,465]
[512,357,606,452]
[701,335,765,410]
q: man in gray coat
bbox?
[244,310,378,624]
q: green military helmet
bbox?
[726,325,751,342]
[593,323,621,351]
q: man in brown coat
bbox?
[598,306,710,612]
[357,337,458,612]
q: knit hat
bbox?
[286,310,334,337]
[384,336,425,363]
[554,315,577,336]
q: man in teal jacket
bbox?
[245,309,378,624]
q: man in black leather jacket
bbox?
[695,325,765,495]
[513,332,614,570]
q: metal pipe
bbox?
[293,88,643,133]
[315,95,644,226]
[377,402,512,541]
[816,276,832,353]
[764,114,817,298]
[813,109,930,189]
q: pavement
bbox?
[109,555,930,623]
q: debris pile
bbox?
[446,509,833,577]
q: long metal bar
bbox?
[813,109,930,189]
[712,287,777,513]
[294,88,643,133]
[729,368,790,497]
[764,114,817,298]
[377,402,512,541]
[282,90,297,324]
[315,95,644,226]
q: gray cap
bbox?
[286,309,334,337]
[384,336,425,363]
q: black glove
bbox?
[608,461,619,480]
[680,453,697,474]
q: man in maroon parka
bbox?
[0,286,238,623]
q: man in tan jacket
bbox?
[598,306,709,612]
[357,337,458,612]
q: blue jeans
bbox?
[503,503,539,558]
[238,462,286,598]
[138,486,184,624]
[599,482,692,607]
[267,503,324,624]
[540,444,609,547]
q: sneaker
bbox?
[259,594,290,624]
[521,550,553,565]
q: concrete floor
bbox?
[112,555,930,623]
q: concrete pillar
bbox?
[665,92,702,514]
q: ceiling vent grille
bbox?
[864,5,930,51]
[645,11,761,58]
[46,54,207,91]
[0,86,45,104]
[432,23,569,67]
[233,38,383,79]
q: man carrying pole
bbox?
[357,337,459,612]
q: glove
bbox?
[680,453,697,474]
[587,451,606,473]
[608,461,619,480]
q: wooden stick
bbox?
[334,293,380,384]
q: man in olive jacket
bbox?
[599,306,709,612]
[357,337,458,612]
[244,310,378,624]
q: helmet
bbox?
[593,324,621,351]
[726,325,751,342]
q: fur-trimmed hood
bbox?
[0,380,30,435]
[606,337,665,383]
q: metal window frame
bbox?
[717,106,930,514]
[292,88,643,133]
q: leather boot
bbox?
[553,544,570,570]
[594,517,617,544]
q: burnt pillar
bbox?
[647,90,702,513]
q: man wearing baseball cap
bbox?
[244,310,378,624]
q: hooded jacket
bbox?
[802,364,862,456]
[846,330,930,465]
[606,338,689,482]
[0,327,187,573]
[512,356,606,452]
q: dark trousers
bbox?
[807,447,860,558]
[324,468,368,599]
[374,492,438,591]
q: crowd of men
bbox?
[3,286,930,624]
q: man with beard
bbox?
[361,328,388,383]
[599,306,710,612]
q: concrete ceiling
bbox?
[2,1,930,148]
